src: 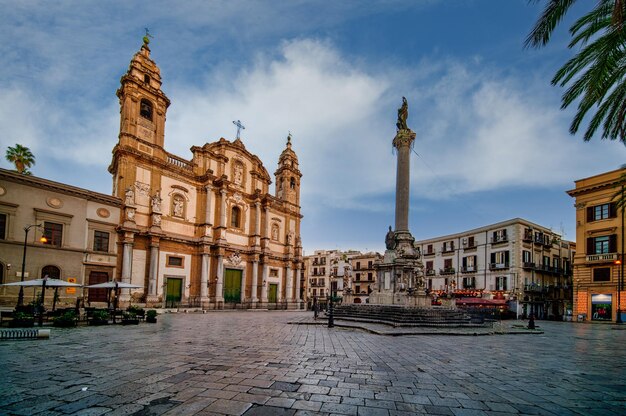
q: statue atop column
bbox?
[385,226,396,250]
[396,96,408,131]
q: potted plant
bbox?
[146,309,157,323]
[9,311,34,328]
[121,312,139,325]
[90,310,109,326]
[127,305,145,320]
[53,310,77,328]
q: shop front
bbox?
[591,293,612,321]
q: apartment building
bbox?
[303,249,378,307]
[415,218,575,319]
[567,167,625,323]
[304,250,332,306]
[348,252,382,304]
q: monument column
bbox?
[393,102,416,233]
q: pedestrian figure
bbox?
[313,296,319,320]
[528,313,536,330]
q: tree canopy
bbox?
[5,144,35,175]
[526,0,626,144]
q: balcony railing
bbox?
[586,253,618,263]
[522,262,535,269]
[424,250,435,256]
[425,269,436,276]
[461,266,476,273]
[490,236,508,244]
[489,263,509,270]
[441,247,455,254]
[439,267,455,275]
[523,230,533,243]
[167,154,193,171]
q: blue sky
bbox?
[1,1,625,254]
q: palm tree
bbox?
[5,144,35,175]
[526,0,626,144]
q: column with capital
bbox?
[260,263,268,304]
[201,252,210,304]
[204,185,213,237]
[219,189,227,240]
[254,202,261,246]
[294,263,301,305]
[120,234,134,303]
[147,241,159,302]
[285,264,293,302]
[216,253,224,303]
[251,259,259,304]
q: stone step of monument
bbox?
[331,304,486,327]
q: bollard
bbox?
[328,296,334,328]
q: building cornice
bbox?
[0,168,121,206]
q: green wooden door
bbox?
[224,269,242,303]
[268,283,278,303]
[166,278,182,308]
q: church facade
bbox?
[109,40,303,309]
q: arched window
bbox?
[171,194,185,218]
[143,74,150,84]
[140,98,153,121]
[231,206,241,228]
[290,177,296,189]
[41,265,60,279]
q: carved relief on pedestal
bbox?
[125,206,136,222]
[134,182,151,206]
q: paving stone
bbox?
[292,400,323,411]
[0,314,623,416]
[243,404,296,416]
[202,398,253,415]
[357,406,390,416]
[319,402,359,415]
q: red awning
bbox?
[457,297,508,306]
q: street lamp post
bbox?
[617,260,622,324]
[17,224,46,308]
[617,184,625,324]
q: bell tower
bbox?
[274,134,301,206]
[116,37,170,150]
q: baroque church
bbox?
[110,39,303,309]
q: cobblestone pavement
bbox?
[1,311,625,416]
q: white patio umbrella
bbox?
[84,281,144,322]
[1,277,83,326]
[1,277,82,288]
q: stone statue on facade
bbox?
[396,96,408,131]
[125,187,135,205]
[151,190,162,213]
[385,226,396,250]
[173,196,184,217]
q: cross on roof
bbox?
[232,120,245,140]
